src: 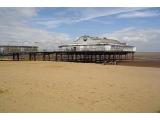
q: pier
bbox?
[9,51,135,63]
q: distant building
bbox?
[0,45,38,54]
[59,35,136,52]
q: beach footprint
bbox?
[0,89,9,95]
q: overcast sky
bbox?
[0,7,160,51]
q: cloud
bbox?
[0,25,71,50]
[0,8,37,26]
[88,19,112,25]
[0,8,71,51]
[1,8,160,52]
[101,27,160,51]
[117,10,160,18]
[35,7,145,28]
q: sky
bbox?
[0,7,160,51]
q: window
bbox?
[83,37,87,41]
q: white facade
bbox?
[59,35,136,52]
[0,45,38,54]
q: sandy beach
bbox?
[0,53,160,112]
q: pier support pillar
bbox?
[67,54,69,61]
[132,52,134,61]
[29,53,31,61]
[48,54,50,61]
[75,54,77,62]
[43,53,46,61]
[60,53,62,61]
[108,54,110,62]
[55,53,58,61]
[17,53,19,61]
[13,53,15,61]
[71,54,74,61]
[34,53,36,61]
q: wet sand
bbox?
[0,53,160,112]
[119,52,160,68]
